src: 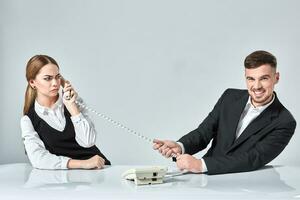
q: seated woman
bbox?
[21,55,110,169]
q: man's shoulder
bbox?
[222,88,248,99]
[275,96,297,124]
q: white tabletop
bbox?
[0,163,299,199]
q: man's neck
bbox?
[251,93,274,108]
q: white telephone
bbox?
[122,166,167,185]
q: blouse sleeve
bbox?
[21,115,70,169]
[70,97,98,148]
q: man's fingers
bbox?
[165,149,174,157]
[158,146,164,154]
[176,154,183,160]
[153,143,162,150]
[153,139,164,145]
[153,139,164,150]
[162,147,170,157]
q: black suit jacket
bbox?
[178,89,296,175]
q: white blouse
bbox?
[21,93,98,169]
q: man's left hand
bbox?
[176,154,202,173]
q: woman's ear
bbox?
[29,80,36,89]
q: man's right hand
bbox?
[153,139,182,158]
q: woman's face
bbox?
[30,63,61,99]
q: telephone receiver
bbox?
[60,76,73,100]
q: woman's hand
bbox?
[67,155,106,169]
[82,155,105,169]
[62,81,80,116]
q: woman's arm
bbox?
[21,116,104,170]
[21,115,70,169]
[70,97,98,147]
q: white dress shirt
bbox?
[235,95,275,139]
[21,93,98,169]
[178,94,275,173]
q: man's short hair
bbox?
[244,50,277,69]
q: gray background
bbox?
[0,0,299,166]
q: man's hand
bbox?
[176,154,202,173]
[153,139,182,158]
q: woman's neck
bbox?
[36,94,59,108]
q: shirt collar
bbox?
[35,92,63,115]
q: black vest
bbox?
[27,104,111,165]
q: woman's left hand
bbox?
[63,81,80,116]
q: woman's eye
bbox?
[44,77,52,81]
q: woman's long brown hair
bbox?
[23,55,60,115]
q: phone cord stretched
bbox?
[75,100,153,143]
[74,100,178,160]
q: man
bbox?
[153,50,296,175]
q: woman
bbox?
[21,55,110,169]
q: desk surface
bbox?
[0,163,299,199]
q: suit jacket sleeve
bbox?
[203,119,296,175]
[178,90,228,155]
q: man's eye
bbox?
[261,77,268,81]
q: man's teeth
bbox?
[254,91,264,95]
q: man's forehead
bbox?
[245,65,275,75]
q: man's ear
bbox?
[275,72,280,84]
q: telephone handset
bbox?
[61,77,73,100]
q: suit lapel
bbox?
[227,94,280,152]
[226,92,249,147]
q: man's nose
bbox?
[253,80,262,89]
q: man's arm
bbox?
[178,89,229,155]
[203,119,296,175]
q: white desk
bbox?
[0,163,299,199]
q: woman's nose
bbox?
[51,78,59,87]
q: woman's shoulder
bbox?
[20,115,35,133]
[20,114,34,125]
[21,115,30,123]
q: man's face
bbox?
[245,64,279,107]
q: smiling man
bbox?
[153,50,296,175]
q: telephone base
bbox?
[122,166,167,186]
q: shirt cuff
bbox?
[176,142,185,154]
[61,157,71,169]
[201,158,208,173]
[70,113,84,124]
